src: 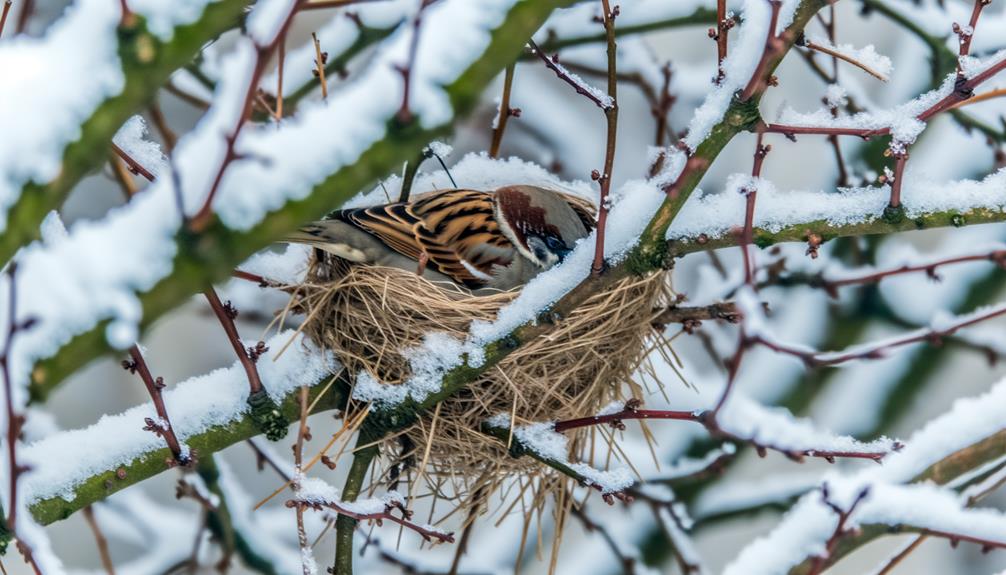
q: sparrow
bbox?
[285,185,596,292]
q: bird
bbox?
[284,185,596,292]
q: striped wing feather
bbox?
[335,190,511,287]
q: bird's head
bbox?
[492,185,594,270]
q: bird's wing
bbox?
[559,192,598,233]
[336,189,514,287]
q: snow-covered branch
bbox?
[0,0,249,267]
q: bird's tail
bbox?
[281,221,369,263]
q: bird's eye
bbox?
[544,236,566,251]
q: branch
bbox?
[333,428,381,575]
[526,39,614,110]
[122,346,190,465]
[666,197,1006,259]
[0,0,249,267]
[533,6,717,53]
[592,0,619,275]
[552,399,898,463]
[787,426,1006,574]
[488,63,518,158]
[28,373,346,526]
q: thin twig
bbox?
[955,0,991,76]
[124,346,189,465]
[801,39,889,81]
[489,64,517,158]
[592,0,619,276]
[751,301,1006,367]
[0,1,12,39]
[312,32,328,101]
[111,143,156,182]
[739,0,783,101]
[203,288,265,395]
[189,1,307,231]
[394,0,435,124]
[526,38,614,111]
[551,399,896,463]
[82,506,116,575]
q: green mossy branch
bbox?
[666,203,1006,258]
[29,378,347,526]
[0,0,250,268]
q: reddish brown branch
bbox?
[741,132,770,285]
[526,39,614,111]
[739,0,783,102]
[123,346,190,465]
[203,288,265,395]
[888,150,907,208]
[489,64,518,158]
[807,486,870,575]
[82,506,116,575]
[553,399,896,463]
[956,0,991,75]
[750,301,1006,367]
[592,0,619,276]
[802,249,1006,294]
[15,0,33,34]
[0,1,12,39]
[291,498,455,544]
[394,0,435,124]
[189,2,306,232]
[710,0,731,84]
[111,143,156,183]
[0,264,37,573]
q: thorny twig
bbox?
[770,249,1006,296]
[739,0,783,101]
[203,288,267,395]
[123,346,190,466]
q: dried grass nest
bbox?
[291,254,676,504]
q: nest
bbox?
[292,255,675,507]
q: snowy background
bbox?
[2,0,1006,573]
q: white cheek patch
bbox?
[494,202,540,265]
